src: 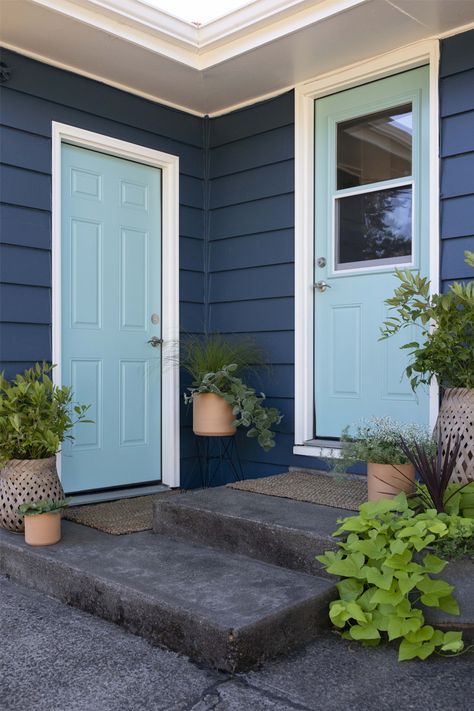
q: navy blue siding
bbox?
[2,29,474,489]
[440,30,474,291]
[0,49,205,483]
[208,93,326,477]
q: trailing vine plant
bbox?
[184,364,282,451]
[316,494,472,661]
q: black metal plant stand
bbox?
[194,434,244,488]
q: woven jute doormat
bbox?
[228,470,367,511]
[64,490,182,535]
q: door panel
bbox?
[314,67,430,438]
[61,143,162,493]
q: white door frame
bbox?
[293,39,440,457]
[51,122,180,487]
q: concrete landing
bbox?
[153,486,346,576]
[0,522,336,672]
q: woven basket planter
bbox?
[435,388,474,484]
[0,457,64,533]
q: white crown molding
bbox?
[30,0,368,69]
[30,0,199,66]
[3,2,474,115]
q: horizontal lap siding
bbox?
[440,31,474,286]
[0,49,205,475]
[208,92,325,478]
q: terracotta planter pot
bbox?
[435,387,474,484]
[193,393,236,437]
[367,462,416,501]
[0,457,64,533]
[24,512,62,546]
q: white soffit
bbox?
[1,0,474,114]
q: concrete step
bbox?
[153,486,346,577]
[0,522,336,672]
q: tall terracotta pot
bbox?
[367,462,416,501]
[24,512,62,546]
[0,457,64,533]
[193,393,236,437]
[435,387,474,484]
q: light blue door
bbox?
[61,143,162,493]
[314,67,430,438]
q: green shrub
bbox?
[0,363,90,463]
[380,251,474,389]
[317,494,472,661]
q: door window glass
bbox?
[335,102,413,271]
[335,185,412,269]
[337,104,412,189]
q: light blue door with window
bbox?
[61,143,162,493]
[314,67,430,438]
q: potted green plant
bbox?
[181,334,282,450]
[380,250,474,483]
[338,417,435,501]
[0,363,90,533]
[18,499,69,546]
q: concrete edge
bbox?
[153,497,338,578]
[0,534,337,671]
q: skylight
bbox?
[145,1,253,25]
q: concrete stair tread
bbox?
[0,522,335,671]
[153,486,347,576]
[158,486,347,537]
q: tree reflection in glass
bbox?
[336,185,412,269]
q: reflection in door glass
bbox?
[337,104,412,189]
[335,185,412,269]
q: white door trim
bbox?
[293,39,440,457]
[52,122,180,487]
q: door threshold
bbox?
[293,439,342,458]
[68,483,170,507]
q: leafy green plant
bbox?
[380,251,474,390]
[0,363,91,463]
[180,333,266,384]
[185,364,282,451]
[433,522,474,561]
[336,417,435,470]
[316,494,472,661]
[18,499,69,516]
[411,481,474,519]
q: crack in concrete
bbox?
[185,673,317,711]
[237,677,315,711]
[184,676,232,710]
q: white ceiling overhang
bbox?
[1,0,474,114]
